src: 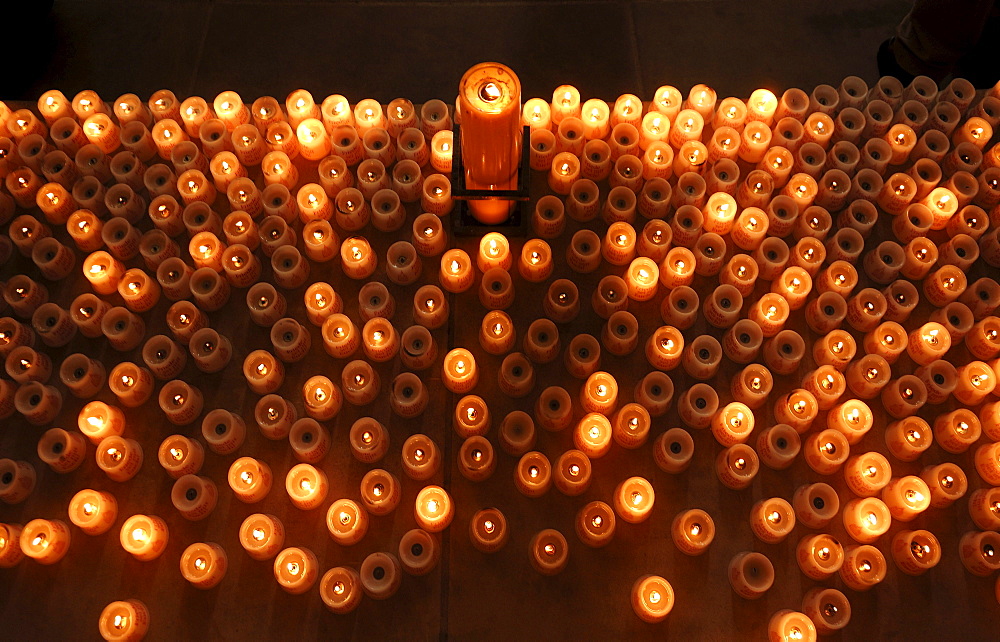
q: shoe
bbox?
[877,38,917,85]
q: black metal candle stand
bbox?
[450,124,531,237]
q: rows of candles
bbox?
[0,68,999,639]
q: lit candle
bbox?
[82,250,124,295]
[613,476,654,523]
[826,399,873,446]
[66,209,103,253]
[890,529,941,575]
[212,91,249,130]
[254,393,296,440]
[414,485,454,533]
[804,429,850,475]
[285,463,328,510]
[711,402,755,447]
[401,433,441,481]
[667,509,713,557]
[958,530,1000,577]
[510,450,549,497]
[360,468,400,516]
[469,508,508,553]
[842,497,892,544]
[458,63,522,223]
[439,249,474,294]
[954,360,995,405]
[530,529,568,575]
[228,457,272,504]
[340,236,376,280]
[242,350,283,394]
[975,442,1000,487]
[319,313,359,360]
[631,575,674,623]
[96,435,143,482]
[574,412,612,459]
[78,401,124,444]
[349,416,389,463]
[729,360,774,410]
[98,600,149,642]
[300,221,339,266]
[239,513,284,560]
[5,345,52,384]
[882,476,931,522]
[177,542,227,590]
[479,310,515,355]
[443,348,478,394]
[548,151,580,195]
[17,518,70,565]
[885,416,933,462]
[342,360,379,406]
[797,533,845,580]
[749,497,796,545]
[157,379,203,426]
[609,402,650,450]
[844,451,891,497]
[840,545,887,591]
[716,444,759,490]
[921,462,968,508]
[326,499,368,546]
[119,514,168,561]
[768,611,818,642]
[157,434,204,479]
[274,547,318,594]
[320,567,363,615]
[659,247,696,289]
[458,435,496,482]
[301,374,341,422]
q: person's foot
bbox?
[877,38,917,85]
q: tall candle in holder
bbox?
[458,63,522,223]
